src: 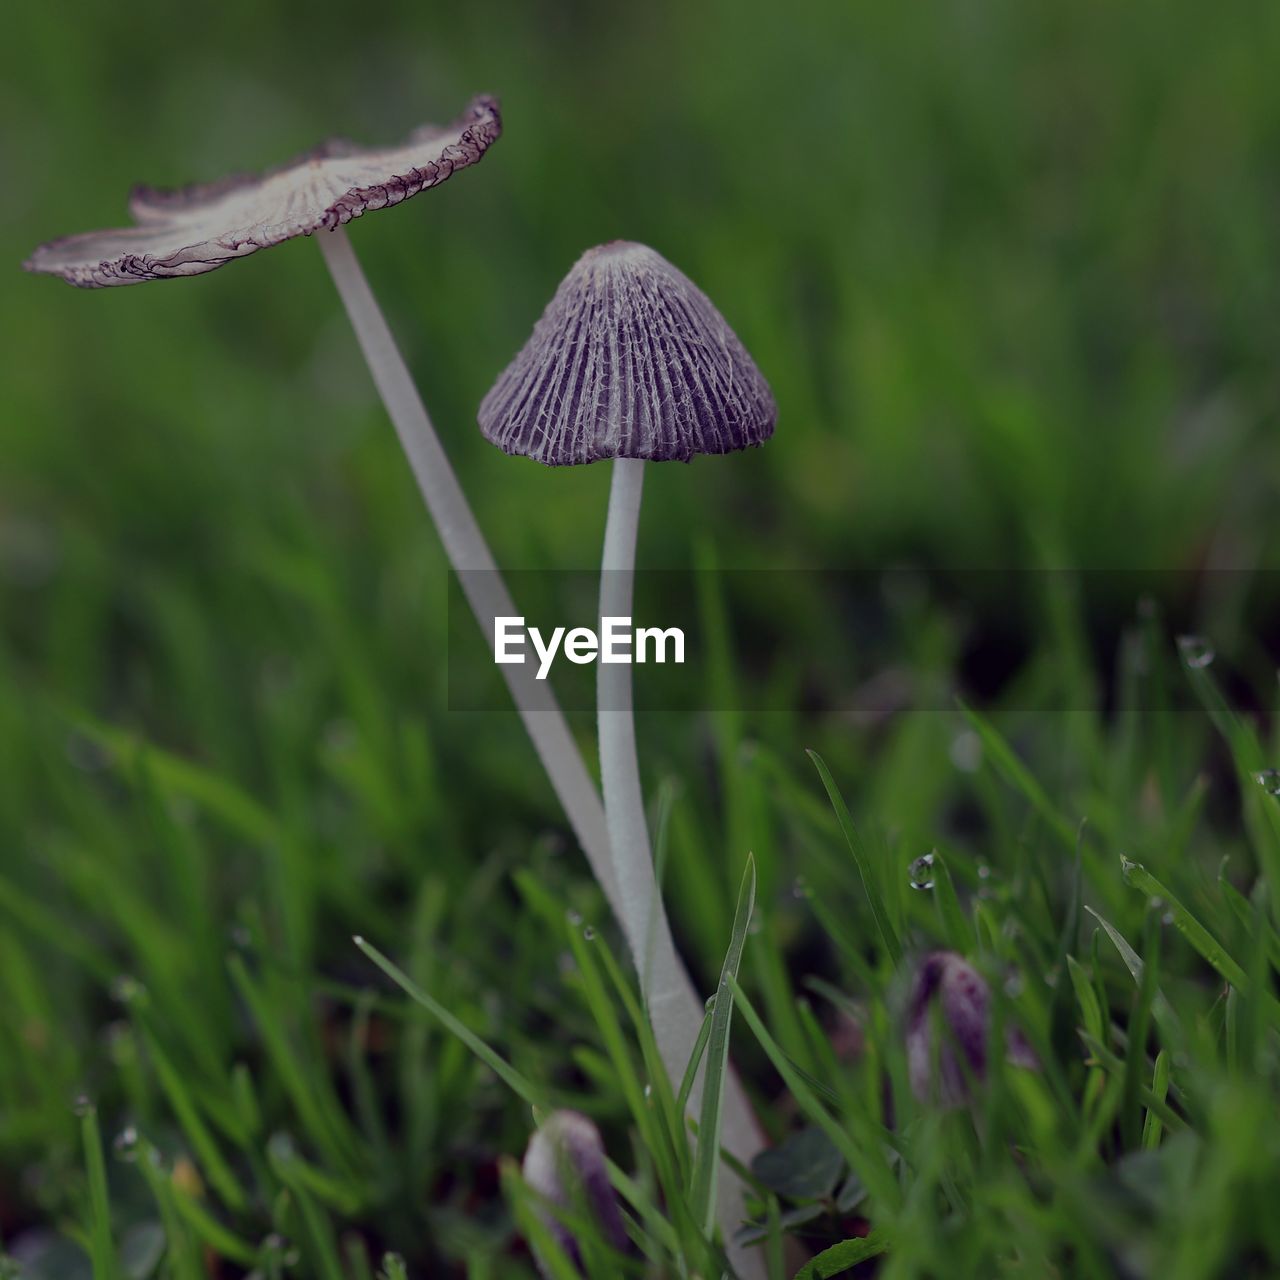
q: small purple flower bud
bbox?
[521,1110,629,1276]
[906,952,1039,1105]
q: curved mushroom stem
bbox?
[316,225,617,904]
[599,459,764,1274]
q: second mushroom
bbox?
[478,238,776,1174]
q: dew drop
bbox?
[582,926,595,941]
[977,864,992,881]
[1253,769,1280,798]
[908,852,936,891]
[1176,635,1215,669]
[113,1127,140,1163]
[704,995,717,1012]
[567,910,582,927]
[72,1094,93,1118]
[111,975,151,1009]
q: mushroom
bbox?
[479,240,775,1255]
[520,1110,630,1277]
[23,95,628,947]
[905,951,1040,1106]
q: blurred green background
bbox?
[5,0,1280,1272]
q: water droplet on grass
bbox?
[113,1127,140,1162]
[582,926,595,941]
[110,975,149,1007]
[705,995,717,1011]
[908,852,935,891]
[72,1094,93,1118]
[1253,769,1280,797]
[1176,635,1215,668]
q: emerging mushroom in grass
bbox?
[479,239,776,1229]
[23,95,629,950]
[520,1110,630,1277]
[905,951,1040,1106]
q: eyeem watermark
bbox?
[494,615,686,680]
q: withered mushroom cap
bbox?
[24,95,501,288]
[478,240,776,466]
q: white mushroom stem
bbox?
[599,459,764,1274]
[316,224,618,899]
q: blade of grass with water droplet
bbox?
[1120,857,1280,1024]
[689,854,756,1239]
[806,751,901,967]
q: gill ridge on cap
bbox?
[478,240,776,466]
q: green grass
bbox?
[5,0,1280,1276]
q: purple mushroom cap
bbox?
[24,96,501,288]
[478,240,776,466]
[906,951,1040,1106]
[521,1110,629,1276]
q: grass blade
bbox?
[958,702,1077,850]
[353,935,545,1108]
[689,854,756,1237]
[79,1101,117,1280]
[806,752,901,967]
[793,1229,890,1278]
[1120,858,1280,1024]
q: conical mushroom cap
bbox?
[25,96,500,288]
[478,241,776,466]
